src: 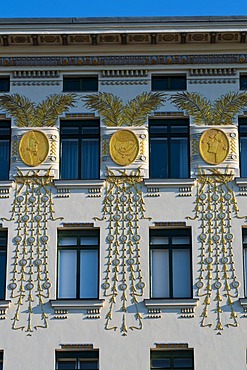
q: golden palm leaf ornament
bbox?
[83,92,165,126]
[171,91,247,125]
[0,93,76,127]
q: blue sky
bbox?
[1,0,247,18]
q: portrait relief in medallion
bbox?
[19,130,50,167]
[109,130,139,166]
[199,128,229,165]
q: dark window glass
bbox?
[243,229,247,297]
[60,120,100,180]
[239,119,247,177]
[240,75,247,90]
[63,77,98,92]
[150,229,192,299]
[152,75,186,91]
[149,119,189,179]
[0,122,10,180]
[56,351,99,370]
[0,77,10,92]
[0,232,7,300]
[151,350,193,370]
[57,230,99,299]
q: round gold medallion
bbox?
[19,130,50,167]
[199,128,229,165]
[109,130,139,166]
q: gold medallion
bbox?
[109,130,139,166]
[199,128,229,165]
[19,130,49,167]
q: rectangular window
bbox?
[239,118,247,177]
[60,120,100,180]
[0,77,10,92]
[57,230,99,299]
[150,350,194,370]
[149,119,189,179]
[0,121,10,180]
[0,232,7,300]
[56,350,99,370]
[243,229,247,297]
[150,229,192,299]
[152,75,186,91]
[63,76,98,92]
[240,75,247,90]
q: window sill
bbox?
[239,298,247,313]
[0,181,14,198]
[0,300,11,319]
[235,178,247,195]
[50,299,104,319]
[144,299,198,318]
[144,178,195,196]
[54,180,104,198]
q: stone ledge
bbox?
[50,299,104,310]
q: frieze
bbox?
[0,54,246,67]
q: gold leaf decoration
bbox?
[170,91,247,125]
[0,93,76,127]
[83,92,165,126]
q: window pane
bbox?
[58,250,77,298]
[172,236,190,245]
[172,249,191,298]
[0,251,6,299]
[152,76,168,91]
[63,78,81,92]
[0,77,10,92]
[80,236,98,246]
[79,361,98,369]
[61,139,79,179]
[59,237,77,246]
[170,76,186,90]
[80,250,98,298]
[240,76,247,90]
[150,236,169,245]
[151,358,171,368]
[240,137,247,177]
[244,249,247,297]
[170,138,188,178]
[150,138,168,178]
[81,139,99,179]
[151,249,169,298]
[174,357,193,368]
[57,360,77,370]
[0,140,9,180]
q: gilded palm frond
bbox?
[170,92,213,125]
[35,94,77,127]
[0,94,36,127]
[122,92,165,126]
[212,92,247,125]
[83,93,124,126]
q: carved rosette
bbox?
[101,126,148,178]
[10,127,60,178]
[191,125,239,177]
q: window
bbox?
[0,77,10,92]
[56,350,99,370]
[0,121,10,180]
[150,229,192,299]
[243,229,247,297]
[57,230,99,299]
[150,350,194,370]
[239,118,247,177]
[149,119,189,179]
[0,232,7,300]
[0,351,3,370]
[152,75,186,91]
[60,120,100,180]
[63,76,98,92]
[240,75,247,90]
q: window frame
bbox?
[63,75,98,92]
[57,229,100,300]
[239,118,247,177]
[149,119,190,179]
[150,349,194,370]
[0,121,11,181]
[151,74,187,91]
[56,350,99,370]
[243,228,247,297]
[240,74,247,90]
[60,119,100,180]
[150,228,192,299]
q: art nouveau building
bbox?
[0,16,247,369]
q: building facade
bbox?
[0,16,246,369]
